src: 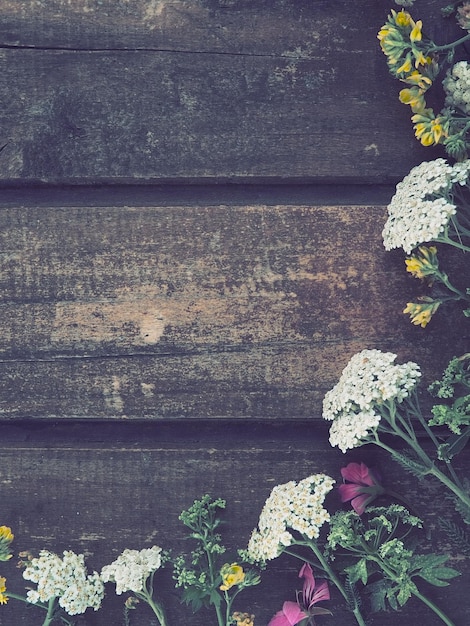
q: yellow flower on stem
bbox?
[399,87,426,112]
[0,577,8,605]
[0,527,13,562]
[405,246,439,280]
[403,297,441,327]
[232,613,255,626]
[394,9,412,28]
[411,109,445,146]
[401,70,432,90]
[220,563,245,591]
[410,19,423,42]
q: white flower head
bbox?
[323,349,421,452]
[23,550,104,615]
[101,545,163,595]
[381,159,470,253]
[244,474,334,563]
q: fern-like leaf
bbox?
[390,450,430,478]
[439,517,470,553]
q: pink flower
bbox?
[338,462,384,515]
[268,564,331,626]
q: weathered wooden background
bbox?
[0,0,469,624]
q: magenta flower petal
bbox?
[340,462,374,486]
[299,562,315,606]
[350,494,370,515]
[338,483,363,503]
[311,580,330,605]
[267,602,308,626]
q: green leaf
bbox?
[345,558,369,585]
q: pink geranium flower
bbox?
[268,563,331,626]
[338,462,385,515]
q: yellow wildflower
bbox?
[394,9,412,27]
[232,613,255,626]
[0,577,8,605]
[412,109,445,146]
[404,298,441,327]
[220,563,245,591]
[401,70,432,90]
[410,20,423,42]
[0,527,13,562]
[396,55,413,75]
[399,87,426,112]
[405,246,439,279]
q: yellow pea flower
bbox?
[410,20,423,42]
[396,55,413,75]
[220,563,245,591]
[405,246,439,279]
[394,9,412,27]
[412,110,445,146]
[0,527,13,562]
[401,70,432,90]
[232,613,255,626]
[399,87,426,112]
[404,298,441,328]
[0,577,8,605]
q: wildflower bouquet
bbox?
[322,348,470,523]
[242,472,459,625]
[378,4,470,157]
[379,3,470,326]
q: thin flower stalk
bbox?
[285,543,366,626]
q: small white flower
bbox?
[245,474,334,563]
[323,349,421,452]
[101,546,163,595]
[23,550,104,615]
[381,159,470,253]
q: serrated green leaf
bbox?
[345,558,369,585]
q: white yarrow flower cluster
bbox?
[23,550,104,615]
[101,546,163,595]
[381,159,470,253]
[244,474,334,563]
[323,349,421,453]
[443,61,470,115]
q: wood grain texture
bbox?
[0,422,468,626]
[0,0,456,183]
[1,203,466,420]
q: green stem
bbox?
[286,545,367,626]
[145,595,168,626]
[429,32,470,52]
[374,436,470,511]
[412,588,456,626]
[5,592,63,625]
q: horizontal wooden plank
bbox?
[0,0,455,183]
[0,422,468,625]
[0,203,467,420]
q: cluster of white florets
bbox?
[244,474,334,563]
[323,349,421,452]
[23,550,104,615]
[443,61,470,115]
[382,159,470,253]
[100,546,163,595]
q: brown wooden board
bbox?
[0,203,466,420]
[0,0,458,183]
[0,421,468,626]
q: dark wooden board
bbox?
[0,0,455,183]
[1,203,466,420]
[0,421,468,626]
